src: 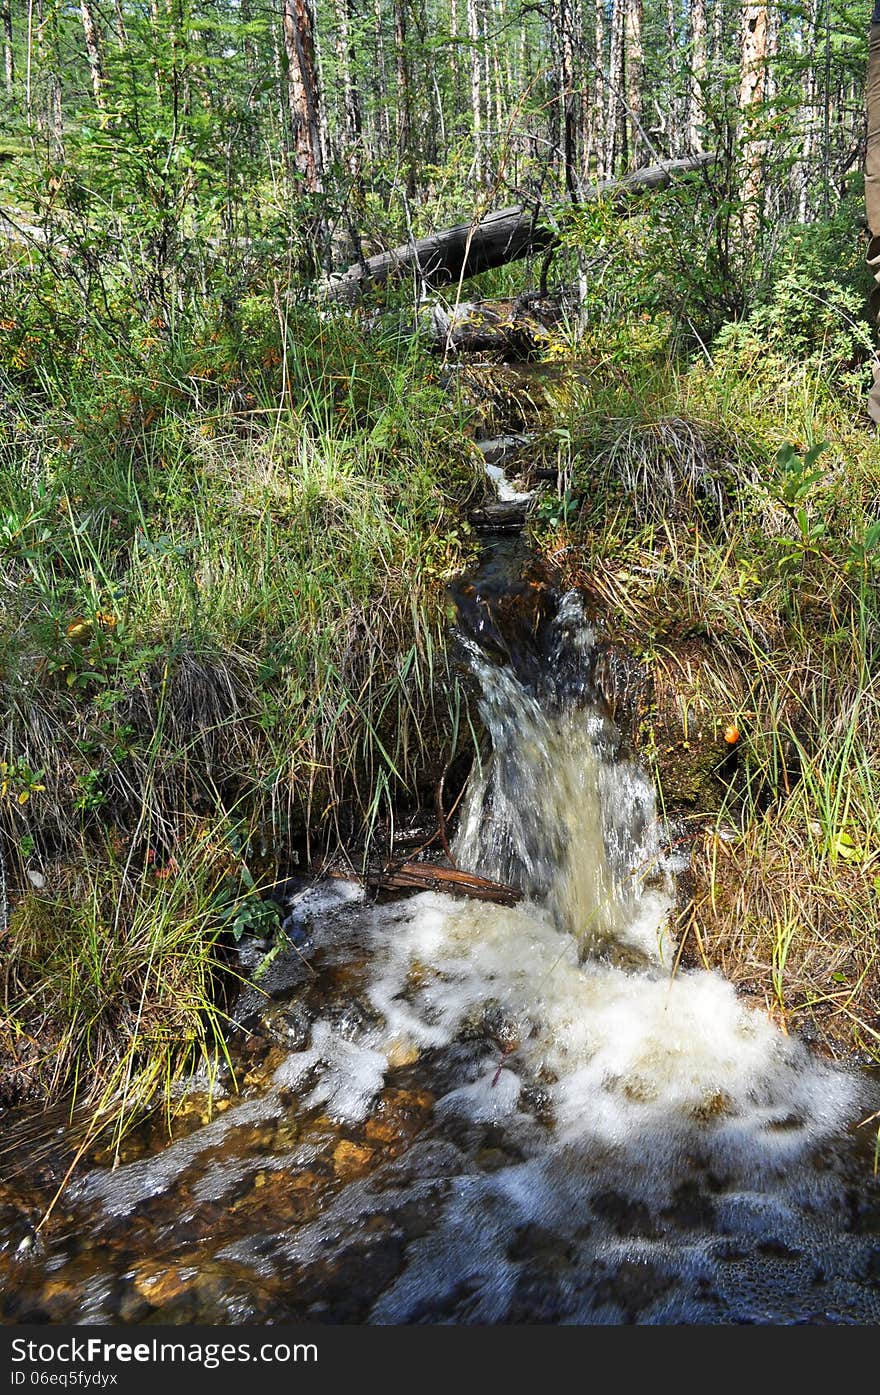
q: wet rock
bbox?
[458,998,521,1049]
[661,1182,718,1232]
[386,1038,421,1069]
[242,1045,288,1089]
[756,1238,802,1260]
[475,1146,512,1172]
[394,1198,443,1241]
[332,1140,375,1179]
[325,997,384,1040]
[506,1275,570,1323]
[133,1261,197,1307]
[690,1090,734,1123]
[507,1222,572,1264]
[365,1088,434,1149]
[590,1189,659,1239]
[256,1001,313,1052]
[476,434,532,468]
[298,1220,407,1323]
[35,1278,83,1322]
[592,1257,674,1320]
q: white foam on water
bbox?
[484,460,533,503]
[246,880,864,1200]
[273,1019,389,1121]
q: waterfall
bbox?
[453,590,671,966]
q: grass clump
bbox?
[0,288,483,1120]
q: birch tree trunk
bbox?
[606,0,626,174]
[665,0,679,149]
[468,0,483,181]
[592,0,607,178]
[372,0,390,149]
[34,0,64,156]
[711,0,723,67]
[111,0,128,47]
[333,0,361,169]
[2,5,13,94]
[797,1,817,219]
[393,0,415,193]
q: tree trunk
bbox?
[625,0,643,167]
[34,0,64,157]
[689,0,707,151]
[606,0,626,174]
[111,0,128,47]
[711,0,723,66]
[2,5,13,94]
[282,0,324,192]
[26,0,35,129]
[79,0,106,109]
[271,13,290,164]
[333,0,361,161]
[592,0,607,178]
[393,0,414,194]
[739,3,768,235]
[372,0,390,149]
[449,0,460,118]
[467,0,483,181]
[798,0,817,219]
[555,0,580,199]
[665,0,679,150]
[148,0,162,105]
[164,0,190,118]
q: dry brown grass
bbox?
[683,822,880,1060]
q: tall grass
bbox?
[0,282,483,1119]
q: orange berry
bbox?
[723,724,740,745]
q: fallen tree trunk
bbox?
[366,860,522,906]
[467,499,531,531]
[323,153,715,304]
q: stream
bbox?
[2,469,880,1326]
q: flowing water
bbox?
[2,573,880,1325]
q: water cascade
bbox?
[1,572,879,1325]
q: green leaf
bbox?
[802,441,830,470]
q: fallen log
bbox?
[476,434,533,467]
[367,860,522,906]
[467,499,531,531]
[323,153,715,304]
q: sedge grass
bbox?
[0,300,483,1123]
